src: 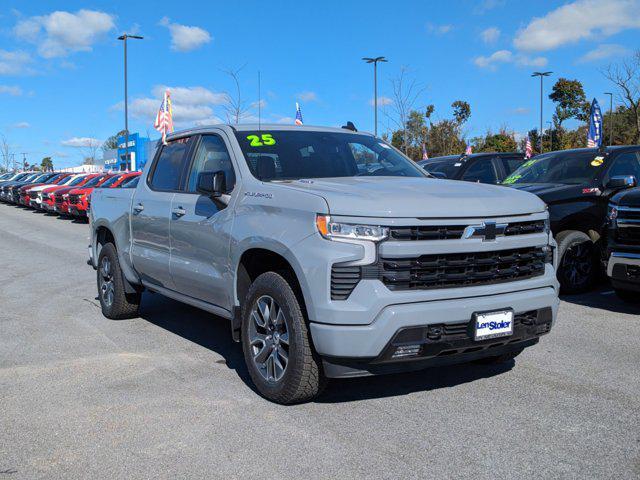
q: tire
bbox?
[97,243,141,319]
[475,348,524,365]
[614,288,640,303]
[556,230,596,294]
[241,271,325,404]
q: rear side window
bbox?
[500,157,524,175]
[149,137,192,190]
[461,158,499,183]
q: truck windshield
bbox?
[234,130,426,181]
[503,151,601,185]
[97,175,122,188]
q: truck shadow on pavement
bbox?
[560,284,640,315]
[137,292,514,403]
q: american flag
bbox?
[154,90,174,145]
[422,143,428,160]
[465,145,473,155]
[295,102,303,125]
[525,136,532,159]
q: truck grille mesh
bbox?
[372,246,546,290]
[616,209,640,244]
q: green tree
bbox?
[549,78,589,126]
[102,130,127,151]
[40,156,53,172]
[451,100,471,125]
[474,130,518,152]
[603,50,640,143]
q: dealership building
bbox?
[103,133,157,172]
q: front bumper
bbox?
[607,252,640,291]
[310,285,557,367]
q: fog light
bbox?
[392,344,421,359]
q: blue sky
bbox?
[1,0,639,168]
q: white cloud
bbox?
[159,17,211,52]
[0,85,22,96]
[474,49,547,70]
[296,91,318,102]
[369,96,393,107]
[481,27,500,44]
[426,23,453,35]
[15,9,115,58]
[512,107,530,115]
[474,0,506,14]
[251,99,267,109]
[0,50,33,75]
[577,43,630,63]
[112,85,227,126]
[514,0,640,52]
[275,116,295,124]
[61,137,102,147]
[12,121,30,128]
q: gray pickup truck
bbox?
[89,124,559,403]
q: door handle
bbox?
[172,207,186,217]
[133,203,144,214]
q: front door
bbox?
[130,136,193,289]
[169,133,238,309]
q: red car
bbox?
[52,174,102,215]
[40,174,87,212]
[17,172,60,206]
[67,174,116,217]
[25,173,73,209]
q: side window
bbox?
[461,159,498,184]
[187,135,236,193]
[149,137,192,191]
[606,152,640,181]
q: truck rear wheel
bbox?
[97,243,141,319]
[241,272,325,404]
[556,230,595,294]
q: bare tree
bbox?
[383,67,426,153]
[81,139,102,166]
[222,64,251,124]
[0,134,14,172]
[603,50,640,143]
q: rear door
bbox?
[169,132,238,309]
[130,136,193,289]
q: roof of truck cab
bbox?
[167,123,373,140]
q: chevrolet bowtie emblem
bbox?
[463,221,508,241]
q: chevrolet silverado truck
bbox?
[89,125,559,404]
[606,186,640,302]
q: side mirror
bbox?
[196,170,226,198]
[605,175,637,190]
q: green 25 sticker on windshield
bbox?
[247,134,276,146]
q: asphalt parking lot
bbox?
[0,203,639,479]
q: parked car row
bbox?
[0,170,141,219]
[420,146,640,300]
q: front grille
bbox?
[68,194,80,205]
[616,208,640,244]
[367,246,546,291]
[55,195,63,204]
[389,219,545,241]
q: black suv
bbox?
[606,187,640,302]
[418,152,525,184]
[504,146,640,293]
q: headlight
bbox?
[316,215,389,242]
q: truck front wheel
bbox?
[97,243,141,319]
[241,272,325,404]
[556,230,596,294]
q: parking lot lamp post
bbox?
[605,92,614,145]
[532,71,552,153]
[362,56,387,137]
[117,34,143,169]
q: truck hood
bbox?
[612,187,640,207]
[509,183,589,205]
[274,177,546,218]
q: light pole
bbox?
[532,71,552,153]
[117,33,143,170]
[362,56,387,137]
[604,92,614,145]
